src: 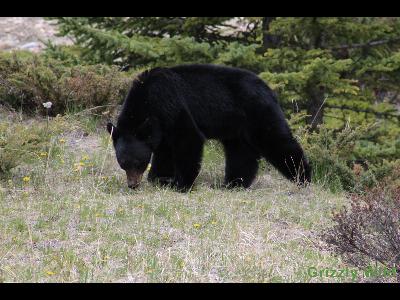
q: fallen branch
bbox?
[330,37,400,51]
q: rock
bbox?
[0,17,72,52]
[20,42,40,49]
[19,42,43,52]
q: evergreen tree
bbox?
[48,17,400,130]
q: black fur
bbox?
[108,64,311,192]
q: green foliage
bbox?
[296,124,359,192]
[259,48,358,105]
[47,17,400,128]
[45,18,264,71]
[353,122,400,164]
[42,42,86,66]
[0,117,66,178]
[0,51,132,115]
[294,119,400,192]
[216,42,266,72]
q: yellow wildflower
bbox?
[193,223,201,229]
[81,155,90,161]
[46,271,55,276]
[59,138,66,144]
[73,162,85,172]
[40,152,47,157]
[22,176,30,183]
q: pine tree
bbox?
[261,17,400,130]
[48,17,400,130]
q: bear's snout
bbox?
[126,169,143,189]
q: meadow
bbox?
[0,110,353,283]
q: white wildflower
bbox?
[42,102,53,109]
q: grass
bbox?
[0,114,354,283]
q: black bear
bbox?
[107,64,311,191]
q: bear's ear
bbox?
[106,122,118,138]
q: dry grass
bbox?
[0,115,352,283]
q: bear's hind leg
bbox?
[247,102,311,185]
[253,132,311,185]
[222,139,260,188]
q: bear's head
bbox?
[107,119,160,189]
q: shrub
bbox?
[0,51,132,116]
[0,116,67,178]
[292,117,400,193]
[294,123,362,192]
[321,184,400,282]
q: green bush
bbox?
[0,116,67,178]
[358,159,400,190]
[296,125,358,192]
[0,51,132,116]
[293,118,400,193]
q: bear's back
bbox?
[168,64,256,84]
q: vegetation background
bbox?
[0,17,399,282]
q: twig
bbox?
[72,104,119,116]
[309,95,328,130]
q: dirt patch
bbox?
[63,130,102,154]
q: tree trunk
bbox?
[306,86,326,131]
[261,17,279,51]
[306,18,326,131]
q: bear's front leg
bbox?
[147,140,176,186]
[171,139,204,192]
